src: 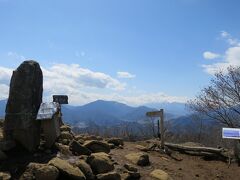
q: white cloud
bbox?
[0,84,9,99]
[117,71,136,79]
[0,63,186,105]
[43,64,126,91]
[202,32,240,75]
[7,51,25,61]
[220,31,240,46]
[46,91,188,106]
[203,51,220,59]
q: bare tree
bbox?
[188,66,240,164]
[188,66,240,128]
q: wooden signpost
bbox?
[146,109,164,148]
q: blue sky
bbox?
[0,0,240,105]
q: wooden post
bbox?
[160,109,164,149]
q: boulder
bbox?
[20,163,45,180]
[0,172,11,180]
[125,153,150,166]
[107,138,124,146]
[69,140,91,155]
[87,152,114,174]
[0,140,16,151]
[75,160,95,180]
[0,150,7,160]
[135,145,148,152]
[96,171,121,180]
[60,125,72,132]
[150,169,172,180]
[84,140,110,153]
[35,165,59,180]
[4,60,43,152]
[49,157,86,180]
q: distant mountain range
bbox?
[0,99,189,126]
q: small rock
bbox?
[55,143,72,155]
[75,160,95,180]
[0,172,11,180]
[123,163,138,172]
[107,138,124,146]
[125,153,150,166]
[135,145,148,152]
[150,169,172,180]
[49,157,86,180]
[108,143,115,149]
[96,171,121,180]
[62,139,70,145]
[84,140,110,153]
[59,131,74,140]
[125,171,141,180]
[69,140,92,155]
[87,152,114,174]
[60,125,71,132]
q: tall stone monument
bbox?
[4,60,43,152]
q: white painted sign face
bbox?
[222,128,240,139]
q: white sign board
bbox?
[222,128,240,139]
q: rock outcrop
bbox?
[4,60,43,152]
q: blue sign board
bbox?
[222,128,240,139]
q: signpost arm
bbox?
[160,109,164,149]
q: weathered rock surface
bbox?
[35,165,59,180]
[87,152,114,174]
[150,169,172,180]
[20,163,46,180]
[0,150,7,160]
[49,157,86,180]
[69,140,91,155]
[4,60,43,152]
[125,152,150,166]
[84,140,110,153]
[0,172,11,180]
[55,143,72,155]
[75,160,95,180]
[96,171,121,180]
[107,138,124,146]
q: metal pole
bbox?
[160,109,164,149]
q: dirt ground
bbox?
[110,141,240,180]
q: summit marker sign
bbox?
[222,128,240,139]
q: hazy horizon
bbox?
[0,0,240,106]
